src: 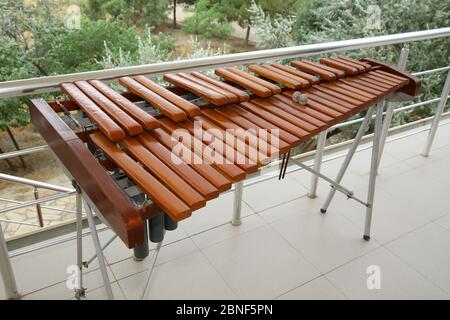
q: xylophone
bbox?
[29,56,419,299]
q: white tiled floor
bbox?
[2,124,450,300]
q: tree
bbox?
[292,0,450,125]
[84,0,168,28]
[182,0,234,39]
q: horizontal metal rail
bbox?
[0,27,449,98]
[0,145,49,160]
[0,192,75,215]
[0,173,74,193]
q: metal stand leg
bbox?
[0,221,19,299]
[377,44,410,170]
[74,192,85,299]
[308,130,327,198]
[84,202,114,300]
[231,181,243,226]
[422,70,450,157]
[141,236,164,300]
[320,106,375,213]
[364,102,384,240]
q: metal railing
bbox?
[0,27,449,235]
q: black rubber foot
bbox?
[320,208,327,214]
[363,235,371,241]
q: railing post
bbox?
[377,43,410,171]
[422,70,450,157]
[308,130,327,198]
[0,222,20,299]
[33,187,44,227]
[231,181,244,226]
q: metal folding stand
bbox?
[73,189,114,300]
[0,221,20,299]
[422,69,450,157]
[319,102,384,240]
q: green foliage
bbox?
[84,0,168,27]
[248,0,296,49]
[292,0,450,129]
[182,0,234,39]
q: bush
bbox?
[182,0,234,39]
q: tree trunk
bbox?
[173,0,177,29]
[6,127,26,169]
[245,26,251,44]
[0,145,16,171]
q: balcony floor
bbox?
[2,123,450,300]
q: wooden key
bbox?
[320,58,359,75]
[275,93,334,123]
[271,63,319,84]
[329,82,377,100]
[61,83,125,142]
[215,68,272,97]
[222,105,299,147]
[338,78,383,95]
[303,61,346,78]
[164,73,229,106]
[191,72,250,102]
[227,67,282,94]
[121,137,206,210]
[177,73,239,104]
[133,75,201,117]
[75,81,143,136]
[89,80,159,131]
[262,65,310,87]
[240,101,310,140]
[312,85,363,106]
[336,56,371,70]
[291,61,336,81]
[137,133,220,200]
[149,128,232,191]
[305,88,353,112]
[266,97,326,127]
[320,82,371,103]
[90,132,191,220]
[119,77,187,122]
[251,98,320,134]
[248,65,304,89]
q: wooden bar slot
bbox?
[119,77,187,122]
[90,132,191,220]
[191,72,250,102]
[336,56,371,70]
[137,133,220,200]
[177,73,239,104]
[75,81,143,136]
[133,75,201,117]
[262,65,310,87]
[274,93,334,123]
[89,80,159,131]
[291,60,337,81]
[248,65,304,89]
[271,63,319,84]
[303,60,346,78]
[121,137,206,211]
[319,58,359,75]
[164,73,229,106]
[149,128,232,191]
[61,83,126,142]
[215,68,273,97]
[227,67,282,94]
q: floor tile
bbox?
[386,223,450,294]
[110,237,198,281]
[118,251,236,300]
[202,225,319,299]
[242,175,307,212]
[271,205,379,273]
[435,213,450,232]
[326,247,448,299]
[333,189,429,243]
[191,214,266,249]
[180,192,254,237]
[277,276,347,300]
